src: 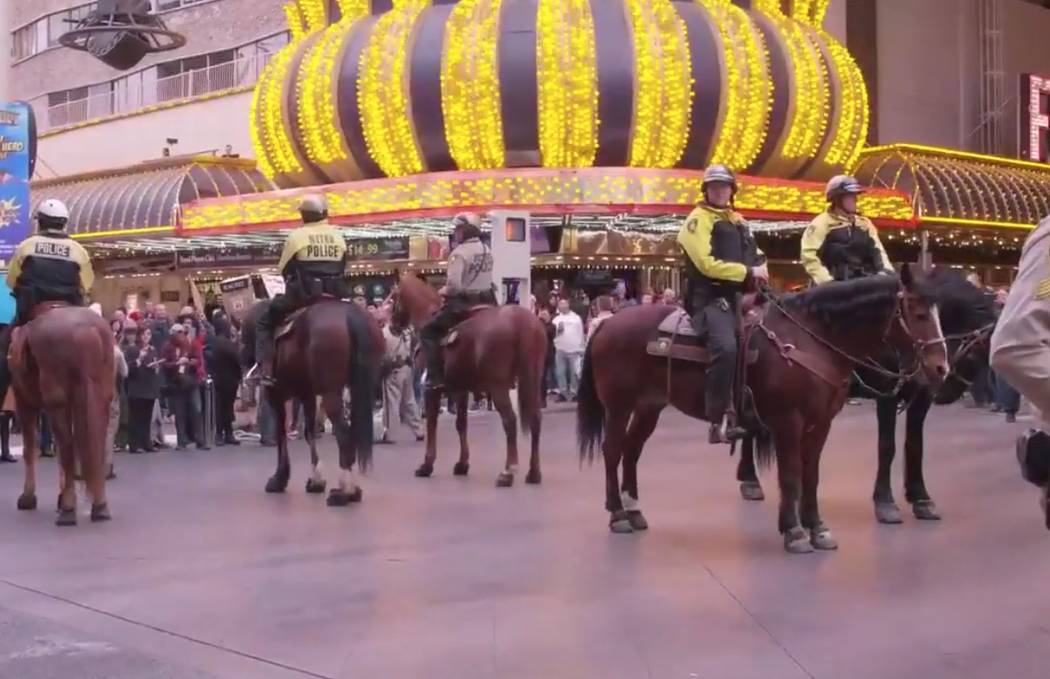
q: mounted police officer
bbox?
[253,194,348,386]
[678,165,767,445]
[801,175,892,283]
[991,214,1050,529]
[420,212,496,391]
[0,198,94,401]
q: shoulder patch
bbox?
[686,218,697,234]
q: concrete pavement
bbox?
[0,403,1047,678]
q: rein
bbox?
[760,286,925,398]
[939,322,996,388]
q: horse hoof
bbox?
[609,512,634,534]
[56,509,77,527]
[810,528,838,551]
[16,493,37,511]
[495,472,514,488]
[627,510,649,531]
[305,479,326,494]
[784,528,813,554]
[739,481,765,502]
[912,501,942,521]
[264,476,288,493]
[327,488,362,507]
[90,503,111,523]
[452,462,469,476]
[415,464,434,478]
[874,502,903,524]
[525,469,542,485]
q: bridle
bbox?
[937,322,996,389]
[761,282,934,399]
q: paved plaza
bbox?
[1,402,1047,679]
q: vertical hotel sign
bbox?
[0,102,31,261]
[1021,74,1050,162]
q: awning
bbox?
[30,155,277,240]
[853,144,1050,231]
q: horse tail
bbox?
[344,305,377,471]
[72,325,109,501]
[754,430,776,470]
[576,328,605,464]
[516,320,544,436]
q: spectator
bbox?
[205,316,243,446]
[662,288,678,306]
[552,298,585,401]
[125,326,162,454]
[538,309,556,405]
[151,303,172,350]
[162,323,209,450]
[640,291,655,305]
[104,344,128,479]
[379,320,424,444]
[588,295,615,337]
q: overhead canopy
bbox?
[30,155,277,240]
[853,144,1050,230]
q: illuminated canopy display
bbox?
[252,0,869,187]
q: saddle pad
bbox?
[275,308,307,341]
[656,309,697,337]
[647,337,759,365]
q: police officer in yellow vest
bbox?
[0,198,94,402]
[990,214,1050,529]
[420,212,496,391]
[801,175,892,283]
[678,165,768,445]
[253,194,348,386]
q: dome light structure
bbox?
[251,0,868,189]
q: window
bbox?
[10,2,96,61]
[153,0,213,10]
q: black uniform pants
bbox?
[420,294,475,385]
[215,384,238,441]
[691,296,738,423]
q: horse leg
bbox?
[415,389,441,478]
[620,407,661,531]
[16,405,39,511]
[737,435,765,501]
[322,390,362,506]
[302,396,326,494]
[264,390,290,493]
[491,389,518,487]
[873,396,903,524]
[452,392,470,476]
[603,407,632,533]
[524,402,542,486]
[50,407,77,526]
[904,390,941,520]
[799,420,837,550]
[770,413,809,553]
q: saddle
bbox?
[646,309,760,365]
[442,304,497,347]
[275,307,308,342]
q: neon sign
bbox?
[1022,73,1050,162]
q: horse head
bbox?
[392,273,441,331]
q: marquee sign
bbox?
[1021,73,1050,163]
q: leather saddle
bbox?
[646,309,759,365]
[275,307,308,342]
[443,304,497,347]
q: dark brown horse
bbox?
[242,298,381,505]
[9,305,115,525]
[577,269,949,553]
[391,274,547,487]
[735,267,998,524]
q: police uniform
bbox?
[801,210,891,283]
[991,216,1050,525]
[255,201,348,379]
[420,235,496,388]
[678,203,764,428]
[5,233,93,323]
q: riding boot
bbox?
[423,338,445,392]
[254,323,276,387]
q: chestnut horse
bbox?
[8,305,115,526]
[577,269,949,553]
[391,274,547,487]
[242,299,381,505]
[735,267,998,524]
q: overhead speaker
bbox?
[59,0,186,71]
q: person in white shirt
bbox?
[587,295,615,338]
[552,298,585,401]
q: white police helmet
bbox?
[825,175,866,201]
[37,198,70,222]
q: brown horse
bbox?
[391,273,547,487]
[242,298,381,505]
[577,268,949,553]
[9,305,115,526]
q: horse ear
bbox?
[901,262,914,288]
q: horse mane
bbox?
[922,267,998,333]
[398,273,442,327]
[781,274,906,334]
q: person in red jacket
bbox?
[161,323,208,450]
